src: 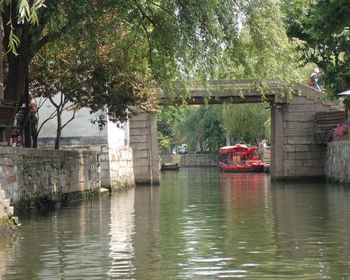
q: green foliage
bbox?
[176,105,225,153]
[0,0,257,138]
[0,0,45,53]
[282,0,350,96]
[29,8,159,121]
[221,103,270,144]
[157,106,183,154]
[157,0,300,152]
[216,0,304,83]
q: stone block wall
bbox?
[129,111,160,184]
[180,154,218,167]
[0,147,100,214]
[325,141,350,183]
[0,189,12,219]
[59,144,135,190]
[271,84,344,180]
[161,154,181,165]
[108,146,135,190]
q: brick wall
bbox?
[108,146,135,190]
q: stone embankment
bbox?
[0,189,16,237]
[325,141,350,184]
[161,154,217,168]
[0,145,136,235]
[61,145,135,190]
[0,147,100,214]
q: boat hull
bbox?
[161,163,180,171]
[219,162,264,173]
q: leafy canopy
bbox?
[282,0,350,95]
[3,0,245,108]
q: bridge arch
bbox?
[129,79,344,184]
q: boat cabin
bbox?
[218,144,264,172]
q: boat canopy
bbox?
[219,144,257,155]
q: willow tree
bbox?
[217,0,304,145]
[2,0,244,116]
[175,105,225,153]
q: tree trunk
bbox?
[55,109,61,150]
[24,73,31,147]
[0,2,34,145]
[2,2,32,109]
[0,16,3,100]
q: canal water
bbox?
[1,168,350,279]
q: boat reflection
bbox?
[219,172,268,207]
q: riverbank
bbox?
[0,147,100,231]
[0,215,19,238]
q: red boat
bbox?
[218,144,265,172]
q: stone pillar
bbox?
[270,104,285,180]
[129,111,160,184]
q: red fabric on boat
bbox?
[219,144,257,154]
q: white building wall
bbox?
[36,95,135,190]
[37,97,108,145]
[107,120,129,148]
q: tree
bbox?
[2,0,244,113]
[1,0,46,103]
[176,105,225,153]
[282,0,350,96]
[214,0,299,147]
[157,106,183,154]
[221,103,270,144]
[216,0,304,82]
[29,10,159,148]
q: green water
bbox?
[1,168,350,279]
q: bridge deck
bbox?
[159,78,286,105]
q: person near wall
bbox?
[29,94,38,147]
[10,101,26,147]
[10,94,38,147]
[309,67,322,92]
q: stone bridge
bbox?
[129,79,345,184]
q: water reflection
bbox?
[0,238,15,279]
[108,185,161,279]
[271,182,350,278]
[109,187,135,278]
[1,196,112,279]
[1,168,350,279]
[219,172,268,210]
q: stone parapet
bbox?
[0,147,100,214]
[325,141,350,184]
[59,144,135,190]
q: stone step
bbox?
[295,83,344,110]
